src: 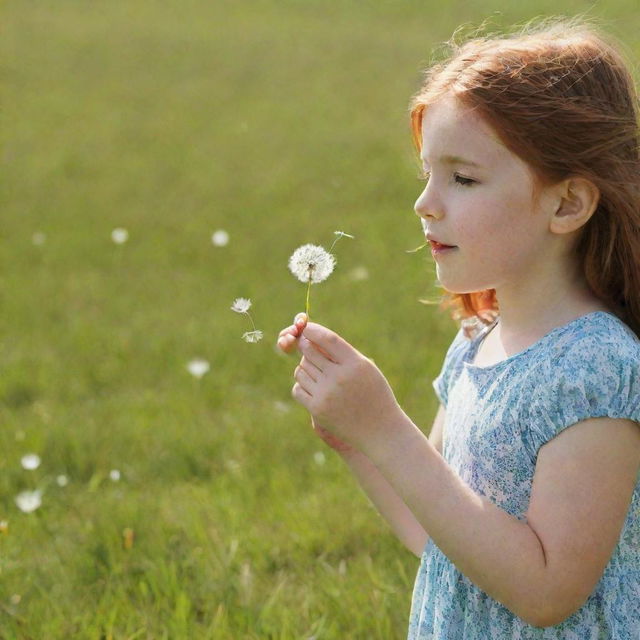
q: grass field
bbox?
[2,1,639,637]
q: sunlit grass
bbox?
[2,0,638,636]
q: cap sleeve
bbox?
[432,327,469,408]
[526,335,640,453]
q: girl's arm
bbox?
[278,319,439,558]
[293,323,640,628]
[336,404,445,558]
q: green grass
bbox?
[2,1,638,637]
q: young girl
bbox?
[277,18,640,638]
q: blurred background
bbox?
[2,1,638,637]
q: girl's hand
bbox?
[277,313,355,455]
[292,322,404,453]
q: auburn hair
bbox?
[409,18,640,338]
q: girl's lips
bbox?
[429,240,456,249]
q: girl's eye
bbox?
[454,174,475,187]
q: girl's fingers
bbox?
[299,335,336,369]
[301,323,350,364]
[278,324,297,338]
[277,313,309,353]
[294,364,317,390]
[277,333,298,353]
[299,356,321,379]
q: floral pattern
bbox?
[408,311,640,639]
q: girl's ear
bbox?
[549,177,600,235]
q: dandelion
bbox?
[56,474,69,487]
[187,358,210,378]
[212,230,229,247]
[313,451,326,466]
[287,231,352,318]
[15,490,42,513]
[109,469,121,482]
[287,244,335,318]
[20,454,41,470]
[0,520,8,535]
[111,228,129,245]
[231,298,263,343]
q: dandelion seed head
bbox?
[187,358,210,378]
[0,520,8,535]
[109,469,121,482]
[242,330,263,343]
[288,244,335,284]
[231,298,252,314]
[212,230,229,247]
[15,490,42,513]
[56,474,69,487]
[313,451,326,466]
[20,454,41,471]
[111,228,129,245]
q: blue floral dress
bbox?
[408,311,640,639]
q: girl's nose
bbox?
[414,184,443,220]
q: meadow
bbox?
[2,1,639,637]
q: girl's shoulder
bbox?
[550,311,640,363]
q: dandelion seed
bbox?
[187,358,210,378]
[32,232,46,246]
[56,474,69,487]
[212,230,230,247]
[109,469,121,482]
[111,228,129,245]
[313,451,326,466]
[231,298,262,344]
[328,230,354,253]
[349,265,369,281]
[15,490,42,513]
[273,400,291,413]
[231,298,251,313]
[242,330,263,343]
[20,454,41,471]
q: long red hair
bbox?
[410,18,640,337]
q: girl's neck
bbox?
[493,273,613,346]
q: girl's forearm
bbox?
[363,413,549,625]
[340,448,429,557]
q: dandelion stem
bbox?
[305,278,312,319]
[245,311,257,331]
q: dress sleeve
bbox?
[432,327,468,408]
[525,336,640,453]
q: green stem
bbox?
[305,279,312,320]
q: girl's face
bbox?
[414,95,557,295]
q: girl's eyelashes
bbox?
[417,170,476,187]
[454,174,476,187]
